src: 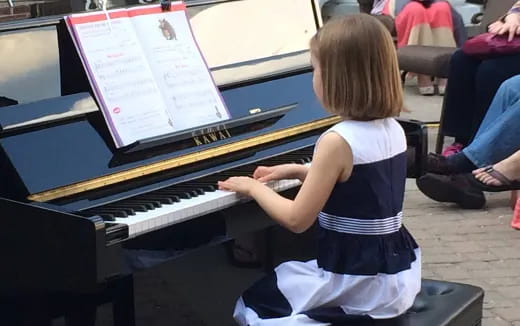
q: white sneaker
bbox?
[418,86,435,96]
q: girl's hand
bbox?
[218,176,261,196]
[489,13,520,41]
[253,164,303,182]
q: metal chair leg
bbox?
[435,85,448,154]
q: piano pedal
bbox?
[225,239,263,269]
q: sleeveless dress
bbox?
[233,118,421,326]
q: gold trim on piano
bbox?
[28,116,342,202]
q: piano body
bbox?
[0,0,427,323]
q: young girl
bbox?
[218,14,421,326]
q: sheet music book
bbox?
[65,2,230,148]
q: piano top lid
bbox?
[0,93,97,134]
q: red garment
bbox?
[387,1,454,48]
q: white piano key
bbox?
[108,163,309,238]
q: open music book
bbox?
[65,2,229,148]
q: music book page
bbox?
[65,3,229,148]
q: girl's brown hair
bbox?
[310,14,403,120]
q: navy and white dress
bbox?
[234,118,421,326]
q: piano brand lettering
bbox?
[192,127,231,145]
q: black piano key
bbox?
[93,209,130,218]
[138,193,181,203]
[136,195,175,205]
[107,204,147,212]
[153,189,192,199]
[129,200,162,208]
[123,200,158,209]
[182,182,217,192]
[103,205,140,214]
[173,186,204,196]
[217,170,251,177]
[98,213,116,221]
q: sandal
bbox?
[416,173,486,209]
[225,240,262,269]
[469,166,520,192]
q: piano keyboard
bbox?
[82,147,313,238]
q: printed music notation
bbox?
[65,2,229,148]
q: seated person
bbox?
[368,0,466,95]
[417,75,520,208]
[441,1,520,155]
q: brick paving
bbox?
[405,182,520,326]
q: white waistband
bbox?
[318,212,402,235]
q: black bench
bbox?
[333,279,484,326]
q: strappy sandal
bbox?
[469,166,520,192]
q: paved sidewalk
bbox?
[405,182,520,326]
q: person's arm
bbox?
[218,132,353,233]
[489,1,520,41]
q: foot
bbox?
[472,158,520,187]
[418,75,434,96]
[436,78,447,96]
[418,86,435,96]
[416,173,486,209]
[426,153,455,175]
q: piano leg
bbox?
[111,275,136,326]
[64,275,136,326]
[64,303,96,326]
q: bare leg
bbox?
[436,77,447,95]
[418,74,434,95]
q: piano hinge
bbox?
[87,216,105,231]
[28,115,342,202]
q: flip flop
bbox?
[469,165,520,192]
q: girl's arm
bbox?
[253,163,309,183]
[219,132,353,233]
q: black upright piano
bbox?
[0,0,427,324]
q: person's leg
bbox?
[463,75,520,167]
[427,75,520,174]
[469,53,520,140]
[440,50,481,146]
[395,2,436,93]
[423,1,455,95]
